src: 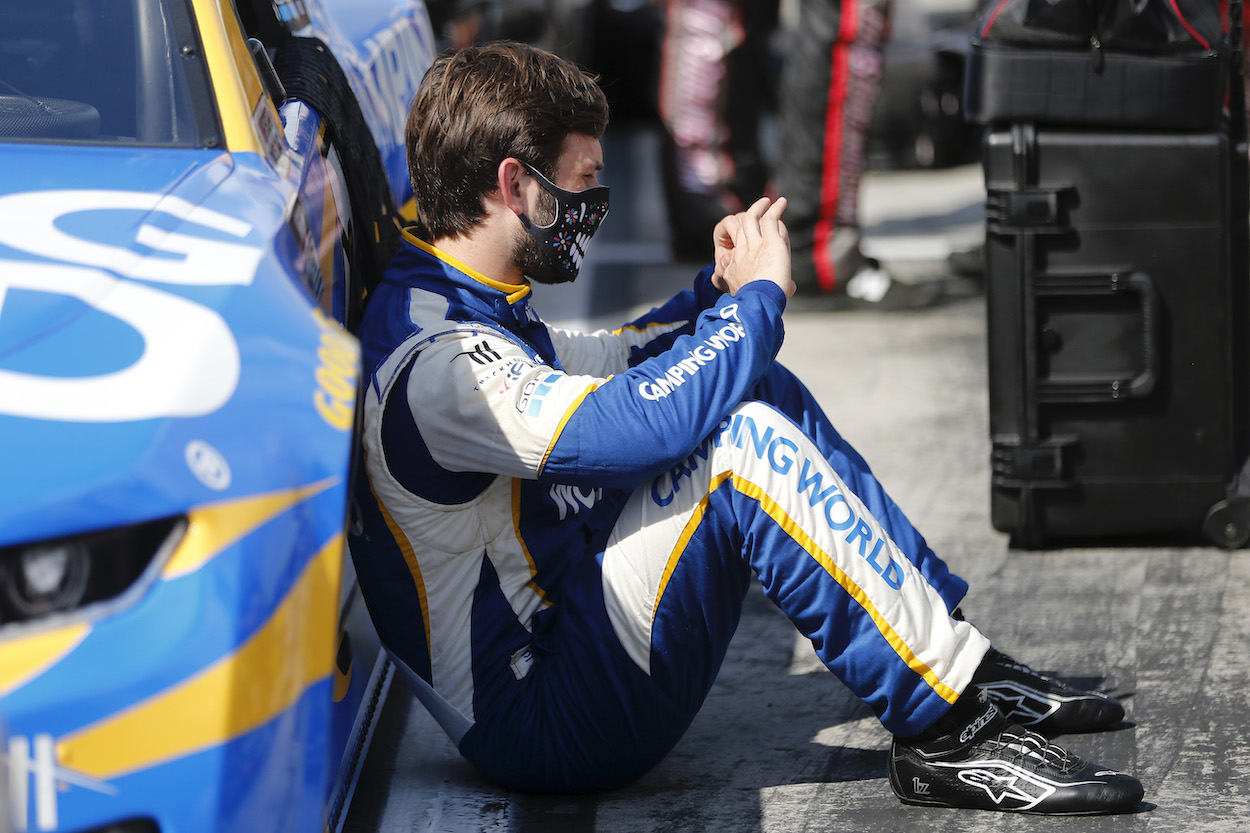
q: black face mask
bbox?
[518,161,610,283]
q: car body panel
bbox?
[0,1,435,831]
[0,149,336,530]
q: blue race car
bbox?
[0,1,435,831]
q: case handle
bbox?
[1034,271,1158,403]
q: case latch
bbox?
[986,186,1076,233]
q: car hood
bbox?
[0,145,357,545]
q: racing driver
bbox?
[348,41,1144,814]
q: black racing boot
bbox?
[889,690,1143,815]
[972,648,1126,735]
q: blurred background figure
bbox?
[658,0,964,308]
[426,0,601,60]
[774,0,920,308]
[656,0,776,257]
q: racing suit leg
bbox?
[776,0,890,292]
[602,398,989,733]
[750,362,968,608]
[459,398,990,793]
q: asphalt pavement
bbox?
[342,118,1250,833]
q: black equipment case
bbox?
[964,0,1250,547]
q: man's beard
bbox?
[511,230,572,285]
[511,189,574,285]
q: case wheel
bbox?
[1203,497,1250,549]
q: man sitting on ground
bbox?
[348,40,1143,814]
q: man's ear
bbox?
[497,157,530,217]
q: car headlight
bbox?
[0,518,184,626]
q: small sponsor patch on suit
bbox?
[510,645,534,680]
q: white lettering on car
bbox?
[0,189,263,422]
[0,190,261,285]
[353,15,437,151]
[0,262,240,421]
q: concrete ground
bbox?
[343,120,1250,833]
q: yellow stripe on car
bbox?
[162,479,338,579]
[56,533,345,780]
[0,624,91,698]
[189,0,263,153]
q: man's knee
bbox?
[714,400,803,468]
[710,401,907,590]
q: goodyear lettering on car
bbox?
[312,308,359,431]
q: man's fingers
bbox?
[763,196,787,222]
[737,197,787,242]
[759,196,787,237]
[738,197,772,241]
[731,210,753,247]
[713,214,742,248]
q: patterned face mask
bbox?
[518,161,610,283]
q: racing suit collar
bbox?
[400,227,533,304]
[391,228,545,333]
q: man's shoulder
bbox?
[380,315,528,375]
[359,279,472,346]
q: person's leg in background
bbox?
[776,0,941,309]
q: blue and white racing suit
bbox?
[349,229,991,792]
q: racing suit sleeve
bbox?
[547,265,724,377]
[409,279,786,490]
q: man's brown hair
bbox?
[405,41,609,240]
